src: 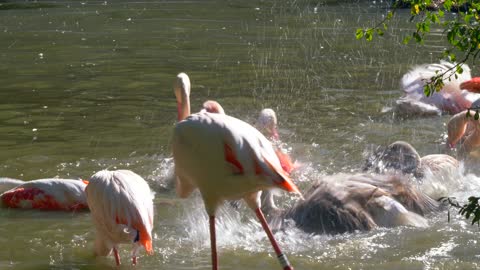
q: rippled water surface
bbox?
[1,0,480,269]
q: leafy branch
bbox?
[441,196,480,225]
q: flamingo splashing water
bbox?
[261,173,439,235]
[172,72,301,270]
[395,61,480,115]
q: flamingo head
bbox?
[201,100,225,114]
[460,77,480,93]
[256,108,279,140]
[174,73,191,121]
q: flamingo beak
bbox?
[461,77,480,93]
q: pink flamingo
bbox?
[172,72,301,270]
[1,178,88,211]
[85,169,154,266]
[179,75,295,175]
[201,100,226,114]
[447,110,480,155]
[256,108,279,140]
[398,61,480,115]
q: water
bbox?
[0,0,479,269]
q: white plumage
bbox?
[85,169,154,266]
[397,61,480,115]
[0,178,24,194]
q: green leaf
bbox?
[365,29,373,42]
[376,29,384,37]
[403,36,412,44]
[424,85,432,97]
[457,65,464,74]
[413,32,422,43]
[387,11,393,20]
[355,28,364,40]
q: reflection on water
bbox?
[1,0,479,269]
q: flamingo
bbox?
[172,72,301,270]
[364,141,458,178]
[0,178,88,211]
[85,169,154,266]
[447,110,480,155]
[256,108,279,140]
[261,173,437,235]
[201,100,225,114]
[0,177,24,193]
[176,73,295,175]
[396,61,480,115]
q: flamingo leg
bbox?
[254,207,294,270]
[113,248,121,266]
[209,215,218,270]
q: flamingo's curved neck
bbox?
[177,98,190,121]
[174,73,191,121]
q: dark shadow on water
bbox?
[0,1,58,10]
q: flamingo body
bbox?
[85,170,154,266]
[173,112,298,212]
[263,173,437,235]
[0,179,87,211]
[397,61,480,115]
[364,141,458,177]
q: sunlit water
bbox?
[1,0,479,269]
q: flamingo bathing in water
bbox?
[261,173,438,235]
[177,73,295,175]
[396,61,480,115]
[1,178,88,211]
[172,72,301,270]
[85,169,154,266]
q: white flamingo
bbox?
[262,173,438,234]
[256,108,279,140]
[0,178,88,211]
[85,169,154,266]
[172,72,301,270]
[178,74,296,175]
[364,141,458,177]
[396,61,480,115]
